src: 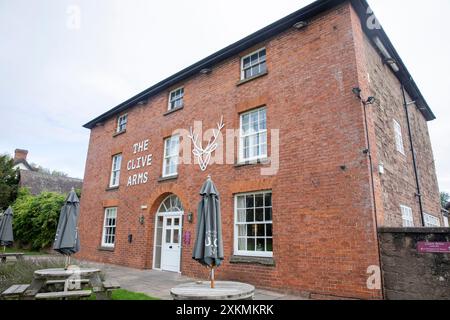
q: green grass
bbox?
[88,289,159,300]
[2,247,46,255]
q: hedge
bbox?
[12,188,66,250]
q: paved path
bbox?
[26,255,305,300]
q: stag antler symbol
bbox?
[188,116,225,171]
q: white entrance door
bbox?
[161,215,182,272]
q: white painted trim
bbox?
[116,113,128,133]
[240,47,266,80]
[233,191,273,258]
[162,135,180,178]
[152,194,184,272]
[101,207,117,248]
[238,107,268,163]
[109,154,122,188]
[167,86,184,111]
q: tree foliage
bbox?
[441,192,450,209]
[12,188,66,250]
[0,154,19,211]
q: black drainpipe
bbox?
[401,85,425,227]
[358,93,385,300]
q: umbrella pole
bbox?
[210,266,215,289]
[2,246,5,253]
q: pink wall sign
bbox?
[417,242,450,253]
[183,231,191,246]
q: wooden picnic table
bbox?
[171,281,255,300]
[23,267,108,300]
[0,252,24,263]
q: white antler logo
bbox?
[188,116,225,171]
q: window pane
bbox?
[173,229,179,243]
[237,209,246,222]
[247,224,255,236]
[237,196,245,209]
[247,238,255,251]
[238,225,246,237]
[266,238,273,252]
[264,193,272,207]
[174,218,180,226]
[246,195,254,208]
[238,238,246,250]
[166,218,172,226]
[265,207,272,221]
[266,224,272,237]
[165,229,171,243]
[256,238,265,252]
[246,208,254,222]
[255,208,264,221]
[255,194,264,207]
[257,224,265,236]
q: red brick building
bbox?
[78,0,441,299]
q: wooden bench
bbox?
[1,284,30,300]
[0,253,25,263]
[102,280,121,299]
[35,290,92,300]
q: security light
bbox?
[200,68,212,74]
[293,21,308,29]
[365,96,376,105]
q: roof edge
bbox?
[84,0,435,129]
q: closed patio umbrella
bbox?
[53,188,80,268]
[0,206,14,251]
[192,176,224,288]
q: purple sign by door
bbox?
[417,242,450,253]
[183,231,191,246]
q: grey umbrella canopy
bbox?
[0,206,14,247]
[53,188,80,256]
[193,176,224,288]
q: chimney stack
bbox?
[14,149,28,161]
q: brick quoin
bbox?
[77,0,440,300]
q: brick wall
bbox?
[75,2,441,299]
[378,228,450,300]
[348,6,441,228]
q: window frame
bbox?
[101,207,117,248]
[168,87,184,111]
[423,212,441,227]
[233,190,273,258]
[240,48,267,80]
[238,107,268,163]
[116,114,128,133]
[162,135,180,178]
[400,205,414,227]
[393,119,405,155]
[109,154,122,188]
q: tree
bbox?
[13,188,65,250]
[441,192,450,209]
[0,154,19,210]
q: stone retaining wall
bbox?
[378,228,450,300]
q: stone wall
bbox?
[378,228,450,300]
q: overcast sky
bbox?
[0,0,449,193]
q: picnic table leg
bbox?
[23,279,46,300]
[1,257,5,263]
[89,273,107,300]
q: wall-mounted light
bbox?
[187,212,194,223]
[364,96,376,105]
[378,162,385,175]
[293,21,308,29]
[139,215,145,225]
[200,68,212,74]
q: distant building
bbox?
[13,149,83,195]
